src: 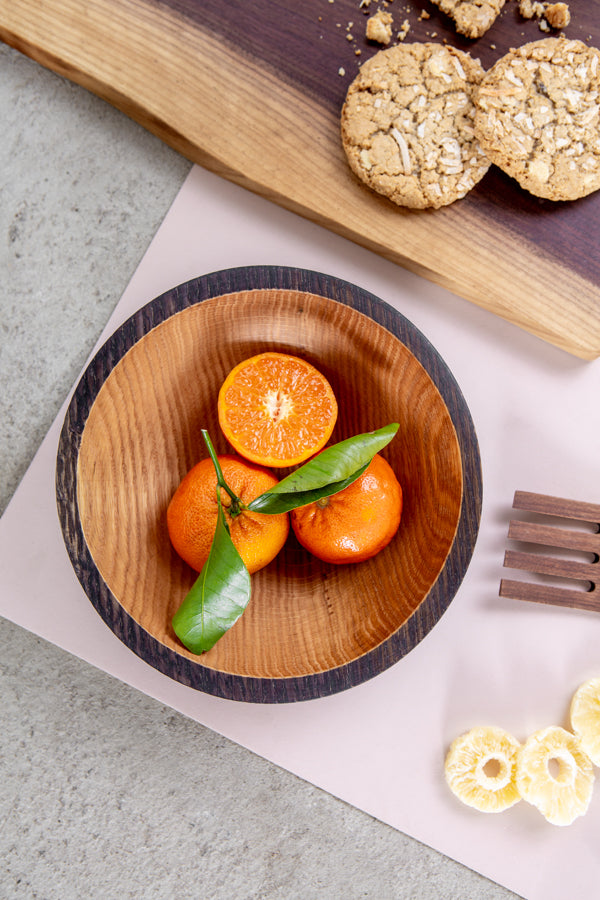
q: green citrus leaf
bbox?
[246,463,370,515]
[172,495,251,654]
[247,423,398,514]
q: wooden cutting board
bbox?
[2,0,600,358]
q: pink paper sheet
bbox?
[2,165,600,899]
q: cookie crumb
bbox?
[338,66,346,76]
[545,2,570,29]
[518,0,545,18]
[397,19,411,40]
[519,0,571,31]
[366,9,394,44]
[430,0,506,38]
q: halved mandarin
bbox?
[217,352,338,467]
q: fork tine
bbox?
[500,578,600,612]
[513,491,600,525]
[503,549,597,584]
[507,519,600,554]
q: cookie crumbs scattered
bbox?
[419,9,431,19]
[397,19,410,41]
[518,0,571,31]
[365,9,394,44]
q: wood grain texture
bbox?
[1,0,600,357]
[56,266,482,702]
[499,578,599,611]
[500,490,600,613]
[512,490,600,524]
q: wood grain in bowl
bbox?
[75,292,462,678]
[56,266,482,701]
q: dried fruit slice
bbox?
[516,726,594,826]
[444,726,521,812]
[218,352,338,468]
[570,677,600,766]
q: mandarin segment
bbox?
[570,678,600,767]
[167,455,289,574]
[516,726,594,826]
[444,726,521,813]
[218,352,338,467]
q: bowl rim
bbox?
[56,265,482,703]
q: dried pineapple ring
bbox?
[516,726,594,826]
[444,726,521,812]
[570,677,600,767]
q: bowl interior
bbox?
[76,289,463,679]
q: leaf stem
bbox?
[201,429,245,518]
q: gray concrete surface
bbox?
[0,42,521,900]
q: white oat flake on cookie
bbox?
[340,43,491,209]
[474,38,600,201]
[430,0,506,39]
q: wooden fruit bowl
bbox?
[56,267,482,702]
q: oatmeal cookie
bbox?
[341,43,491,209]
[431,0,506,39]
[474,38,600,200]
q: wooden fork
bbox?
[499,491,600,612]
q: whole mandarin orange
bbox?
[290,453,402,564]
[167,455,289,574]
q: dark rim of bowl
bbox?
[56,266,482,703]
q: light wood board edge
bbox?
[2,0,599,359]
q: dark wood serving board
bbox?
[2,0,600,358]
